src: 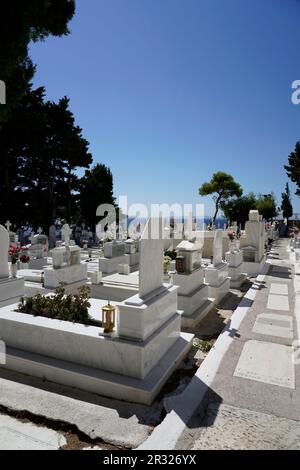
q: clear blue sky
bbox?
[30,0,300,216]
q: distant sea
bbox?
[126,216,228,228]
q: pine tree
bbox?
[281,183,293,223]
[199,172,243,225]
[285,142,300,196]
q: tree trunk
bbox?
[211,196,221,226]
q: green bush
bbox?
[17,285,98,326]
[165,250,177,260]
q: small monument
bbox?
[99,240,128,274]
[205,229,230,303]
[44,223,87,289]
[241,210,266,276]
[172,237,214,327]
[225,234,247,289]
[61,223,72,246]
[124,238,140,269]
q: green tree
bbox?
[285,142,300,196]
[0,0,75,123]
[199,172,243,225]
[0,87,92,228]
[221,192,257,228]
[281,183,293,225]
[80,164,116,228]
[255,193,278,221]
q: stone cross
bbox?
[0,225,9,278]
[5,221,11,232]
[61,224,72,246]
[213,229,223,266]
[139,217,164,299]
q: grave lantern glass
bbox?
[101,302,116,334]
[176,256,185,273]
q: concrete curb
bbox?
[138,261,270,450]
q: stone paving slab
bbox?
[189,403,300,450]
[0,368,157,449]
[0,414,66,450]
[252,313,293,339]
[233,340,295,389]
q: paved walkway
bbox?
[175,238,300,449]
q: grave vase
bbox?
[229,240,236,253]
[10,263,17,278]
[19,262,29,270]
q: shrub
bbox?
[165,250,177,260]
[17,285,97,326]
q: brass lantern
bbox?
[102,301,116,334]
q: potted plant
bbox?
[8,245,20,277]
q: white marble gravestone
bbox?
[99,240,128,274]
[124,238,139,268]
[172,237,213,327]
[213,229,223,266]
[0,225,24,307]
[116,216,193,396]
[242,210,266,275]
[225,238,247,289]
[61,224,72,246]
[139,217,164,299]
[205,229,230,303]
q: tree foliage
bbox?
[255,193,278,221]
[0,0,75,123]
[285,142,300,197]
[80,164,116,228]
[199,172,243,225]
[221,193,256,228]
[0,87,96,228]
[281,183,293,221]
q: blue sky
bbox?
[30,0,300,216]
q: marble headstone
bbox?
[61,224,72,246]
[213,229,223,267]
[249,210,260,222]
[0,225,9,278]
[139,217,164,298]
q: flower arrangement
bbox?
[227,230,236,241]
[8,245,20,264]
[163,255,172,274]
[20,247,30,264]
